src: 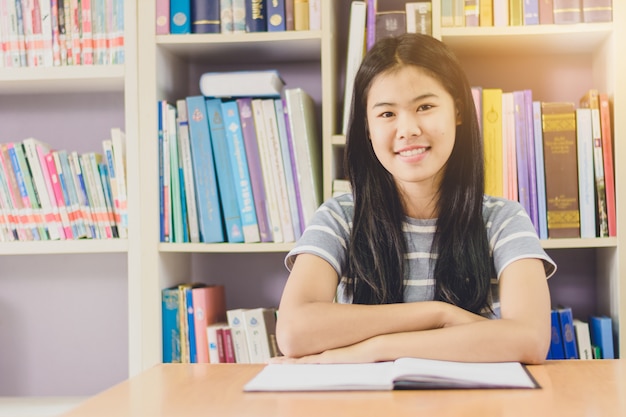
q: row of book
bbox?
[477,87,615,240]
[441,0,612,27]
[158,86,321,244]
[548,306,615,360]
[161,283,281,364]
[0,0,125,68]
[0,128,128,242]
[156,0,321,35]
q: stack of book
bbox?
[0,0,125,68]
[475,87,615,240]
[0,128,128,241]
[161,283,281,364]
[441,0,612,27]
[158,74,321,244]
[547,306,615,360]
[156,0,321,35]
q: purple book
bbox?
[523,89,539,233]
[236,98,273,242]
[513,90,533,228]
[366,0,377,51]
[281,97,305,237]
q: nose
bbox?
[396,112,422,140]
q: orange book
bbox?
[191,285,227,363]
[598,93,616,237]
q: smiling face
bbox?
[366,65,459,208]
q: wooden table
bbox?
[61,360,626,417]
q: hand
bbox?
[270,338,377,364]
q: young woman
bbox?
[275,33,556,365]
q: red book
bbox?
[191,285,227,363]
[599,93,616,236]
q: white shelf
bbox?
[159,242,295,253]
[0,239,128,255]
[0,65,125,94]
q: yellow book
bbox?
[294,0,309,30]
[482,88,504,198]
[479,0,493,26]
[509,0,523,25]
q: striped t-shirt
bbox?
[285,193,557,318]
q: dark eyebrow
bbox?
[370,93,438,109]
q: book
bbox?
[236,98,273,242]
[556,307,579,359]
[541,102,580,238]
[185,96,225,243]
[573,319,593,360]
[167,105,184,243]
[191,285,227,363]
[405,2,432,35]
[598,93,616,237]
[207,323,227,363]
[170,0,192,33]
[589,316,615,359]
[479,0,494,26]
[581,0,612,22]
[220,0,234,33]
[493,0,510,25]
[523,0,540,24]
[221,100,261,243]
[514,90,538,233]
[342,1,366,135]
[579,89,608,237]
[191,0,221,33]
[375,10,406,41]
[199,70,285,98]
[8,143,45,240]
[245,0,267,32]
[539,0,554,24]
[553,0,581,23]
[548,309,565,360]
[267,0,286,31]
[293,0,309,30]
[509,0,524,25]
[155,0,170,34]
[205,98,244,243]
[243,307,279,363]
[227,308,251,364]
[575,108,596,238]
[284,0,295,30]
[110,128,128,239]
[308,0,320,29]
[532,101,547,240]
[482,88,503,198]
[243,358,539,391]
[232,0,247,32]
[502,92,518,202]
[283,88,322,231]
[464,0,479,26]
[162,286,182,363]
[176,99,200,243]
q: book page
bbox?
[391,358,538,389]
[244,362,395,392]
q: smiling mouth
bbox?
[398,148,428,157]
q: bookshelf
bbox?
[1,0,623,407]
[0,0,138,405]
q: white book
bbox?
[261,98,295,243]
[199,70,285,98]
[176,100,200,243]
[243,308,278,364]
[405,2,432,35]
[576,108,596,238]
[226,309,250,364]
[573,319,593,360]
[493,0,509,26]
[206,323,226,364]
[342,1,366,135]
[38,0,54,66]
[110,128,128,238]
[284,88,322,229]
[244,358,538,391]
[308,0,321,30]
[251,98,283,243]
[67,151,95,239]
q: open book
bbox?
[243,358,539,391]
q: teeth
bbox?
[398,148,426,156]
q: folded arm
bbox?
[275,254,550,364]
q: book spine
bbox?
[523,0,539,24]
[342,1,366,135]
[293,0,308,30]
[589,316,615,359]
[205,98,244,243]
[267,0,286,31]
[220,0,234,33]
[598,93,616,237]
[539,0,554,24]
[175,100,200,243]
[573,319,593,360]
[557,307,579,359]
[185,287,197,363]
[532,101,548,240]
[541,102,580,238]
[245,0,267,32]
[191,0,221,33]
[221,100,261,243]
[167,104,184,242]
[68,151,95,238]
[81,0,94,65]
[110,128,128,238]
[482,88,503,198]
[553,0,582,24]
[162,287,181,363]
[9,143,44,240]
[308,0,320,30]
[226,308,251,363]
[236,98,273,242]
[575,108,596,238]
[243,308,272,363]
[45,152,73,239]
[232,0,246,32]
[170,0,191,33]
[509,0,523,25]
[284,0,294,30]
[581,0,612,23]
[222,327,237,363]
[155,0,170,34]
[54,151,83,239]
[548,309,565,359]
[523,90,539,234]
[185,96,225,243]
[98,160,120,238]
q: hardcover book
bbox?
[170,0,192,33]
[342,1,366,135]
[176,100,200,243]
[267,0,286,31]
[162,286,181,363]
[191,0,221,33]
[199,70,285,98]
[553,0,582,24]
[548,309,565,360]
[244,358,539,391]
[405,2,432,35]
[532,101,548,240]
[539,0,554,24]
[573,319,593,360]
[598,93,616,237]
[541,102,580,238]
[575,108,596,238]
[482,88,503,198]
[589,315,615,359]
[227,308,251,364]
[581,0,612,22]
[243,307,279,363]
[192,285,227,363]
[245,0,267,32]
[375,10,406,41]
[557,307,579,359]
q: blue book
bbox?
[162,286,181,363]
[267,0,286,31]
[185,287,197,363]
[548,309,565,360]
[245,0,267,32]
[185,96,225,243]
[170,0,192,34]
[221,100,261,243]
[532,101,548,240]
[557,307,579,359]
[205,98,244,243]
[523,0,539,25]
[191,0,221,33]
[7,144,41,240]
[590,316,615,359]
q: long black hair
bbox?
[345,33,491,314]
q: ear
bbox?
[455,101,463,125]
